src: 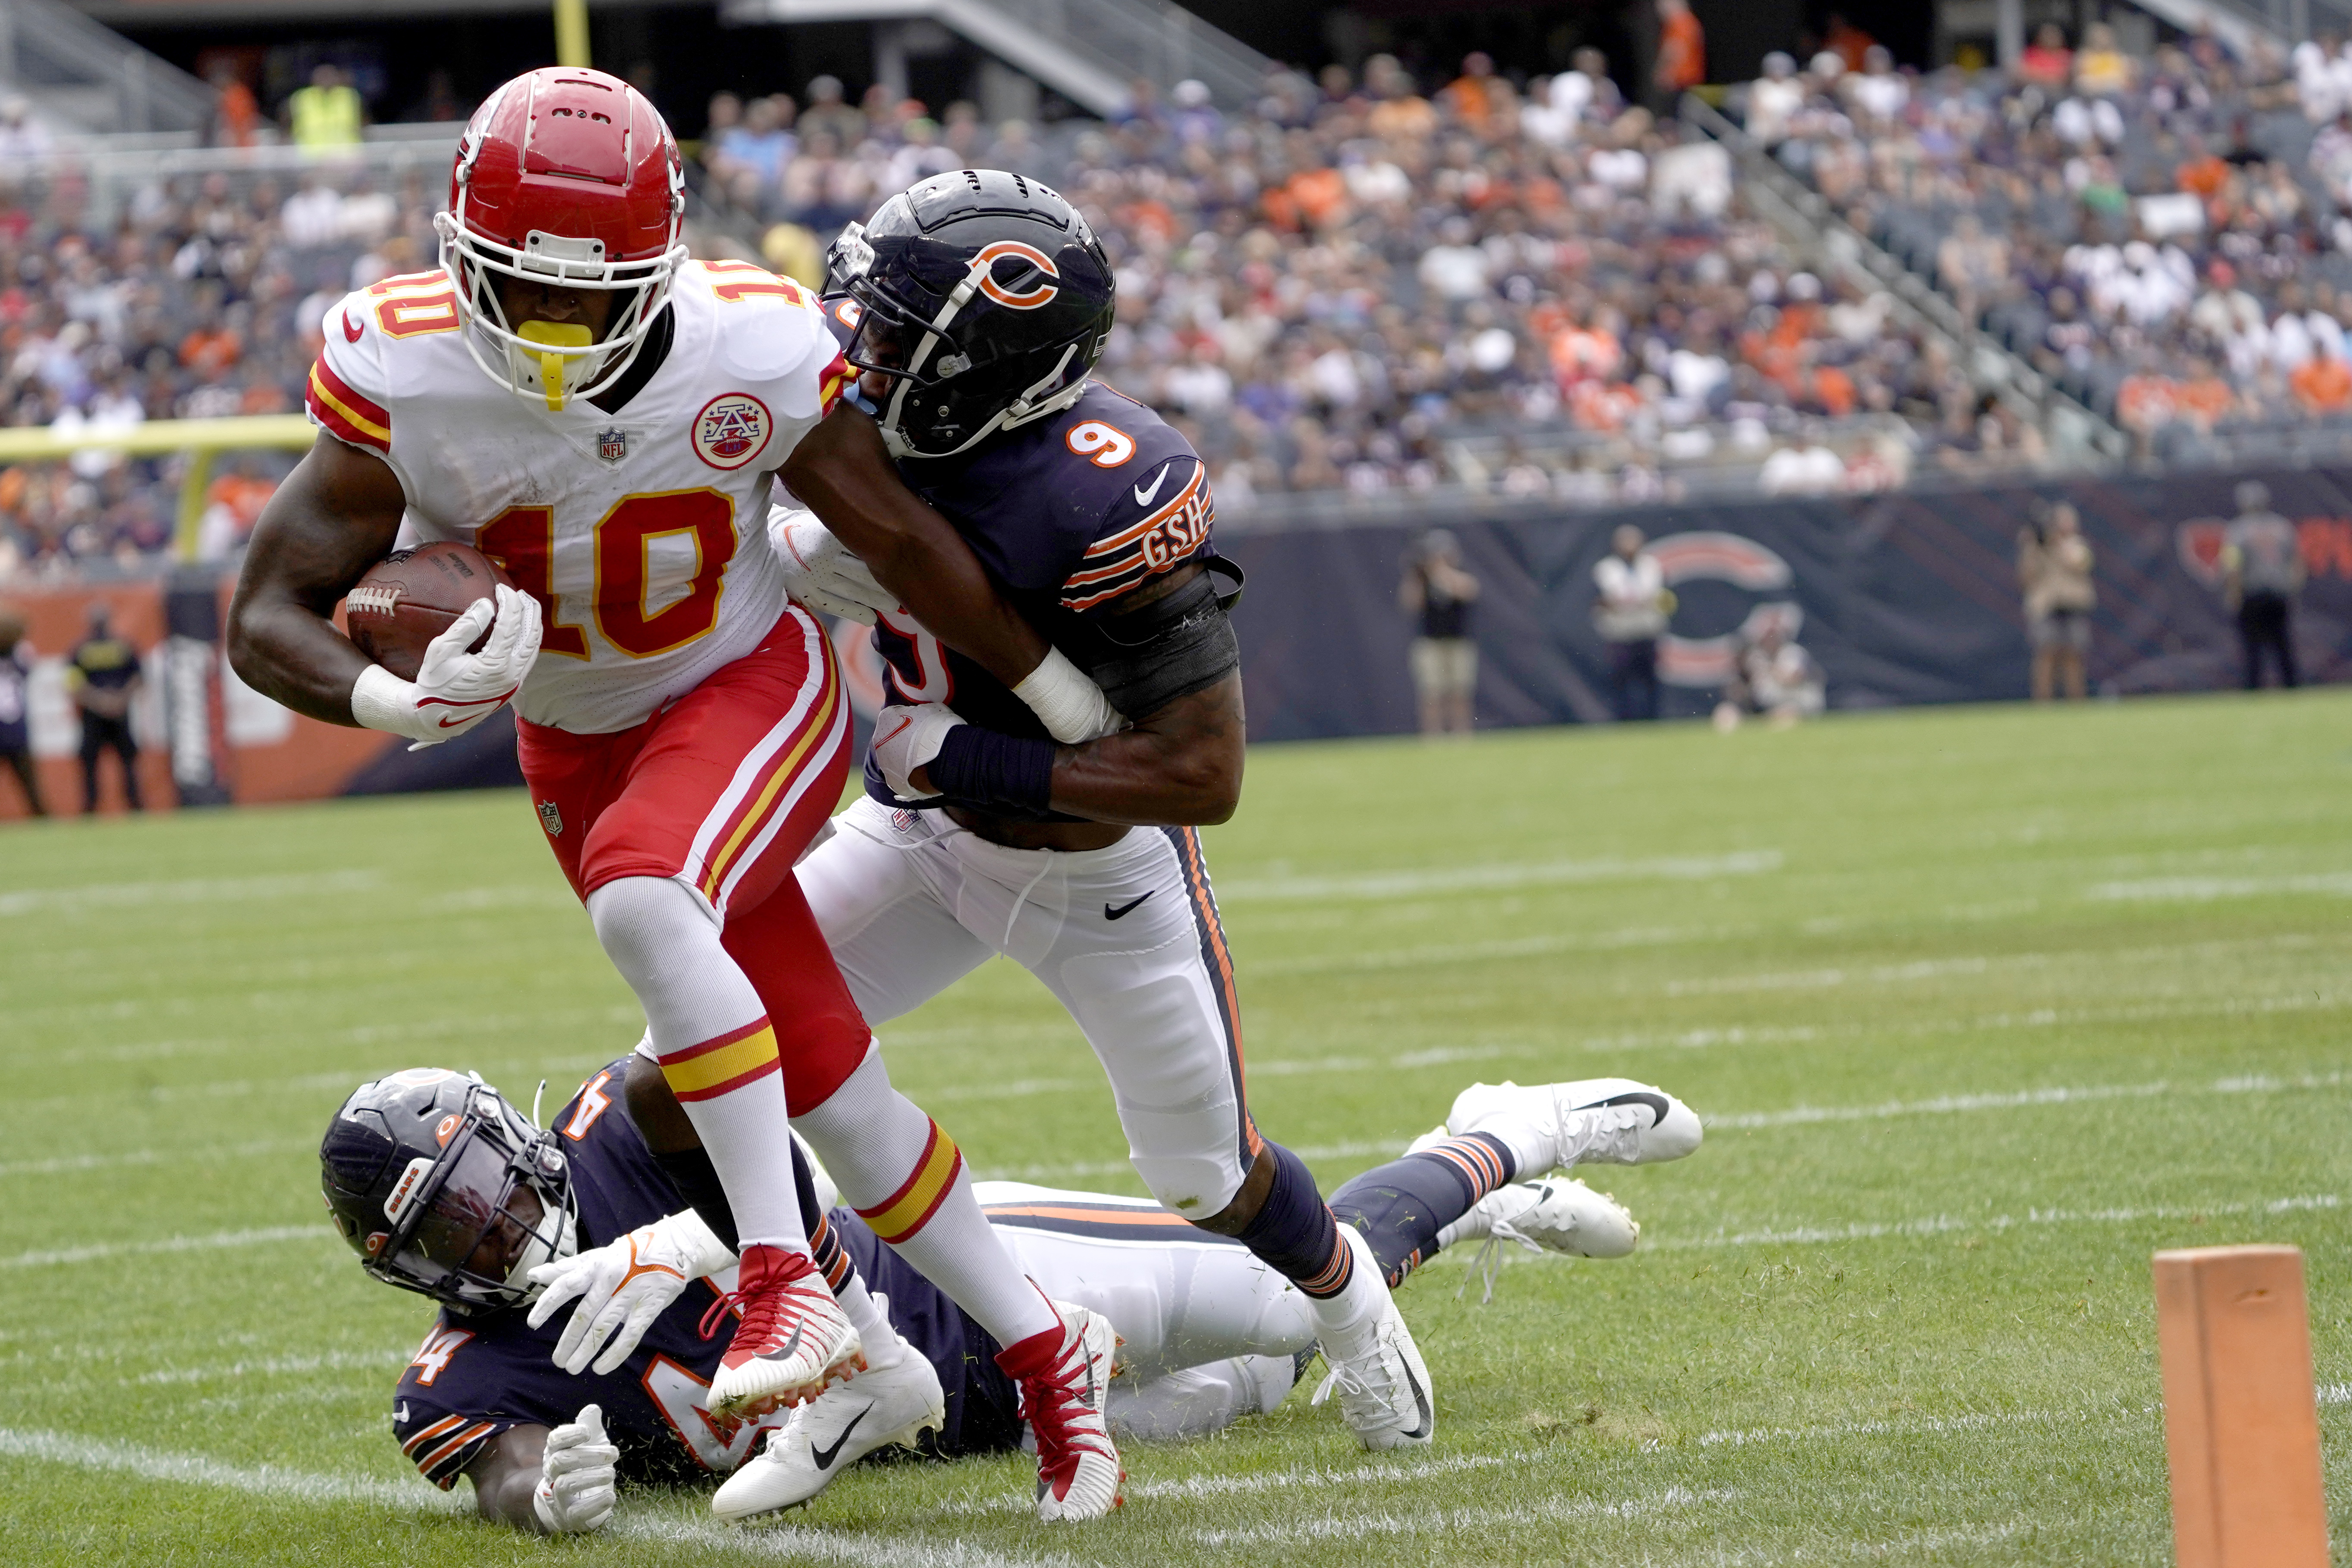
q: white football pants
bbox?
[973,1181,1316,1441]
[798,797,1259,1218]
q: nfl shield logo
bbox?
[537,799,564,837]
[596,428,627,465]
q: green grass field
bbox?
[5,692,2350,1566]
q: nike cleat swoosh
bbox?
[1593,1089,1673,1126]
[810,1404,870,1470]
[755,1322,807,1365]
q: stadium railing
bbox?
[0,415,316,562]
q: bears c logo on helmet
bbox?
[974,241,1059,310]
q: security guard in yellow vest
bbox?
[288,64,364,150]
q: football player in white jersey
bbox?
[228,66,1126,1522]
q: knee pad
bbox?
[585,875,712,981]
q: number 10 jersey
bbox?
[308,260,849,735]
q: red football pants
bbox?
[515,608,871,1110]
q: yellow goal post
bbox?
[0,413,319,564]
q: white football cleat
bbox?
[1446,1077,1702,1172]
[998,1300,1124,1522]
[703,1245,863,1420]
[1479,1177,1641,1259]
[710,1329,946,1520]
[1309,1228,1435,1450]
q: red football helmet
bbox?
[434,67,686,410]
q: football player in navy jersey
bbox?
[722,167,1709,1453]
[322,1053,1698,1532]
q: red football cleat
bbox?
[701,1244,863,1419]
[996,1300,1124,1522]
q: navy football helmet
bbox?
[320,1068,576,1313]
[827,169,1115,459]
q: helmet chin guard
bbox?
[437,68,688,411]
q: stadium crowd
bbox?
[1744,23,2352,461]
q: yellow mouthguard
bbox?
[518,321,593,411]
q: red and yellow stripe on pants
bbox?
[658,1018,781,1103]
[855,1119,964,1245]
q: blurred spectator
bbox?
[2222,479,2304,688]
[2018,500,2095,700]
[287,65,365,152]
[203,65,261,150]
[67,602,141,813]
[2021,25,2075,90]
[1718,619,1824,726]
[1593,524,1671,720]
[798,75,864,148]
[1654,0,1708,104]
[1399,528,1480,736]
[1748,53,1805,145]
[0,98,51,160]
[0,610,39,816]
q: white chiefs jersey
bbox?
[307,260,849,734]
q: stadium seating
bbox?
[1746,32,2352,465]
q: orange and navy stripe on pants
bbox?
[1421,1134,1513,1200]
[657,1018,781,1103]
[1159,825,1264,1174]
[855,1119,963,1245]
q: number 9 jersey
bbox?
[308,259,851,736]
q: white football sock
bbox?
[587,876,807,1252]
[792,1048,1059,1351]
[837,1279,908,1370]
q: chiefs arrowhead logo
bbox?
[342,309,365,343]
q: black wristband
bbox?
[926,724,1056,811]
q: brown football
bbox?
[342,541,515,682]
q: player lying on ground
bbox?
[231,69,1144,1521]
[320,1055,1698,1531]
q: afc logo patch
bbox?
[693,393,773,471]
[596,427,627,465]
[537,798,564,837]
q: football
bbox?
[341,542,515,683]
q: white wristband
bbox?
[1012,647,1122,743]
[349,663,429,742]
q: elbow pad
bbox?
[1085,560,1243,720]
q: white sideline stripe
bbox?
[0,870,383,919]
[1215,850,1783,902]
[1663,932,2327,998]
[1654,1194,2339,1253]
[0,1427,464,1512]
[0,1428,1059,1568]
[134,1349,411,1386]
[1251,925,1730,977]
[0,1138,308,1180]
[2090,872,2352,901]
[0,1225,324,1270]
[1184,1485,1734,1548]
[934,1447,1526,1517]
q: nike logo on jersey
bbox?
[1131,466,1171,508]
[342,309,364,343]
[396,1400,411,1424]
[1104,892,1154,921]
[810,1404,870,1470]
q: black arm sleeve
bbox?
[1084,559,1244,719]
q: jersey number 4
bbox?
[478,491,737,661]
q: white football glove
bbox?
[771,507,896,625]
[1012,647,1123,743]
[531,1403,619,1534]
[526,1208,735,1376]
[349,584,542,750]
[871,702,965,800]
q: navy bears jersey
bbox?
[388,1057,1021,1488]
[818,293,1216,818]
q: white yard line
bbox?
[1183,1485,1735,1548]
[1648,1193,2338,1253]
[0,871,383,919]
[0,1225,326,1270]
[1215,850,1782,903]
[2089,872,2352,902]
[0,1139,308,1180]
